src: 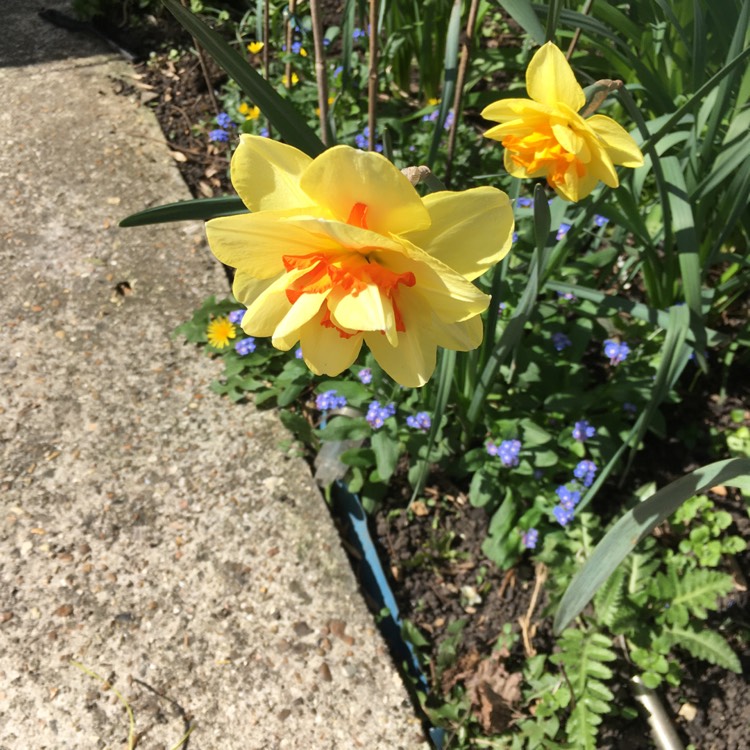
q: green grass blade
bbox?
[498,0,545,45]
[119,196,247,227]
[640,44,750,153]
[545,0,563,42]
[698,0,750,167]
[161,0,326,157]
[660,156,705,354]
[426,0,461,169]
[340,0,356,92]
[467,189,551,431]
[409,348,456,502]
[554,457,750,634]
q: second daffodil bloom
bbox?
[482,42,644,202]
[206,135,514,387]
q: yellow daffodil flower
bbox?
[206,136,514,387]
[247,41,264,54]
[482,42,644,202]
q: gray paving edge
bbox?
[0,3,429,748]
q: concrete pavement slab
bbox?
[0,2,428,747]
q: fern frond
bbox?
[551,629,617,748]
[655,568,735,626]
[663,626,742,672]
[594,565,626,628]
[566,701,601,750]
[626,540,661,601]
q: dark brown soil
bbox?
[94,11,750,748]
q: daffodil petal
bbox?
[378,245,490,323]
[403,187,514,281]
[231,134,314,212]
[364,328,436,388]
[207,213,340,279]
[289,216,406,255]
[432,314,484,351]
[232,270,277,311]
[551,122,586,157]
[328,283,395,339]
[272,291,328,346]
[482,98,550,123]
[299,145,431,235]
[587,115,645,167]
[526,42,585,112]
[241,270,305,336]
[299,310,363,375]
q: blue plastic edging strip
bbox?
[330,482,446,750]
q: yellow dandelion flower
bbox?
[239,102,261,120]
[247,41,264,54]
[207,317,237,348]
[205,136,515,387]
[428,98,440,106]
[481,42,644,202]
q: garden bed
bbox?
[80,2,750,747]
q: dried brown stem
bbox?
[310,0,331,145]
[445,0,480,187]
[518,563,548,658]
[285,0,298,89]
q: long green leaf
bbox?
[554,457,750,634]
[119,196,247,227]
[426,0,461,168]
[660,156,705,357]
[499,0,545,45]
[161,0,325,157]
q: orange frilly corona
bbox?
[206,135,514,387]
[482,42,644,202]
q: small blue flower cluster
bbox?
[406,412,431,431]
[556,222,571,240]
[521,528,539,549]
[235,337,256,356]
[556,290,577,302]
[354,126,383,152]
[209,112,235,143]
[357,367,372,385]
[594,214,609,227]
[551,331,572,352]
[486,439,522,467]
[228,309,245,324]
[603,339,631,365]
[552,459,599,526]
[572,419,596,442]
[516,197,533,208]
[422,109,455,130]
[573,459,597,488]
[316,390,347,411]
[294,347,303,359]
[352,27,367,40]
[366,401,396,429]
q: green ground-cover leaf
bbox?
[555,457,750,633]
